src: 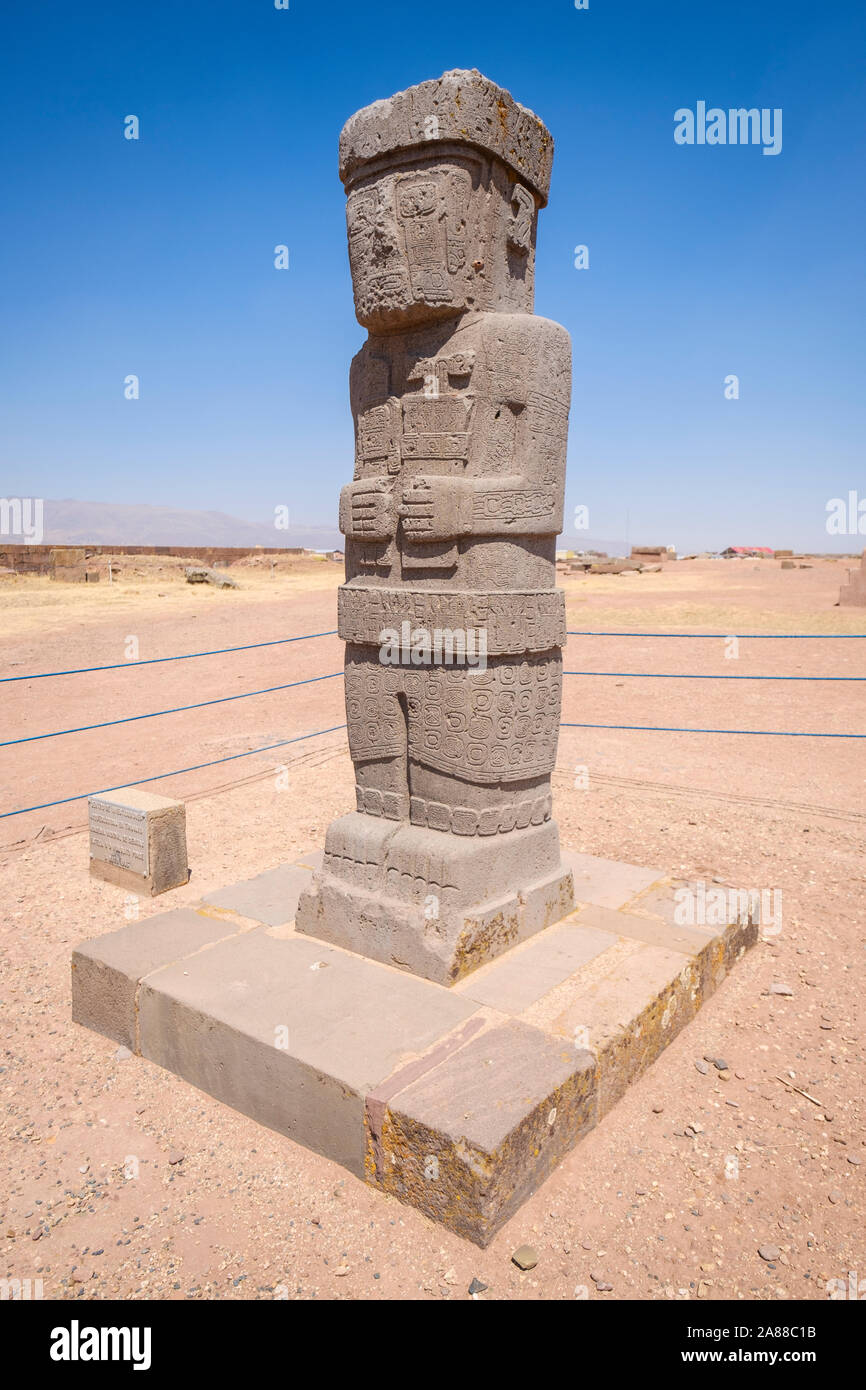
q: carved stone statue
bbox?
[296,69,575,984]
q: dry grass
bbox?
[0,555,343,639]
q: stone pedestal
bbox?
[299,813,573,985]
[71,847,758,1246]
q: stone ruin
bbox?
[296,69,575,984]
[839,549,866,607]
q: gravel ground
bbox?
[1,556,863,1300]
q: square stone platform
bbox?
[71,850,757,1246]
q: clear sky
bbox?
[1,0,863,551]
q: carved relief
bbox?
[295,70,575,985]
[507,183,535,254]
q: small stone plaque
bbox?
[88,788,189,896]
[89,797,150,877]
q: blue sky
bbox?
[1,0,863,551]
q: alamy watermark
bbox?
[674,880,782,938]
[379,622,487,671]
[50,1323,151,1370]
[674,103,782,157]
[1,1277,44,1300]
[827,1271,866,1300]
[826,491,866,536]
[0,496,44,544]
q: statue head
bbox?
[339,70,553,332]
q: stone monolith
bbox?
[296,69,575,984]
[839,550,866,606]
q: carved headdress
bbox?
[338,68,553,206]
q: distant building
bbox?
[722,546,774,558]
[631,545,670,562]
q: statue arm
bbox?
[339,477,395,541]
[398,472,561,541]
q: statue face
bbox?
[346,159,476,331]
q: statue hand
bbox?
[339,478,394,541]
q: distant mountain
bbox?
[40,499,342,550]
[558,536,632,557]
[37,502,634,553]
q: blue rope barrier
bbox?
[567,631,865,638]
[562,722,865,738]
[3,628,860,686]
[4,664,862,750]
[5,711,863,821]
[564,671,865,681]
[0,630,339,683]
[0,725,348,819]
[0,673,343,747]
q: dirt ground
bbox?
[1,555,864,1301]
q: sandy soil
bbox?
[1,555,864,1301]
